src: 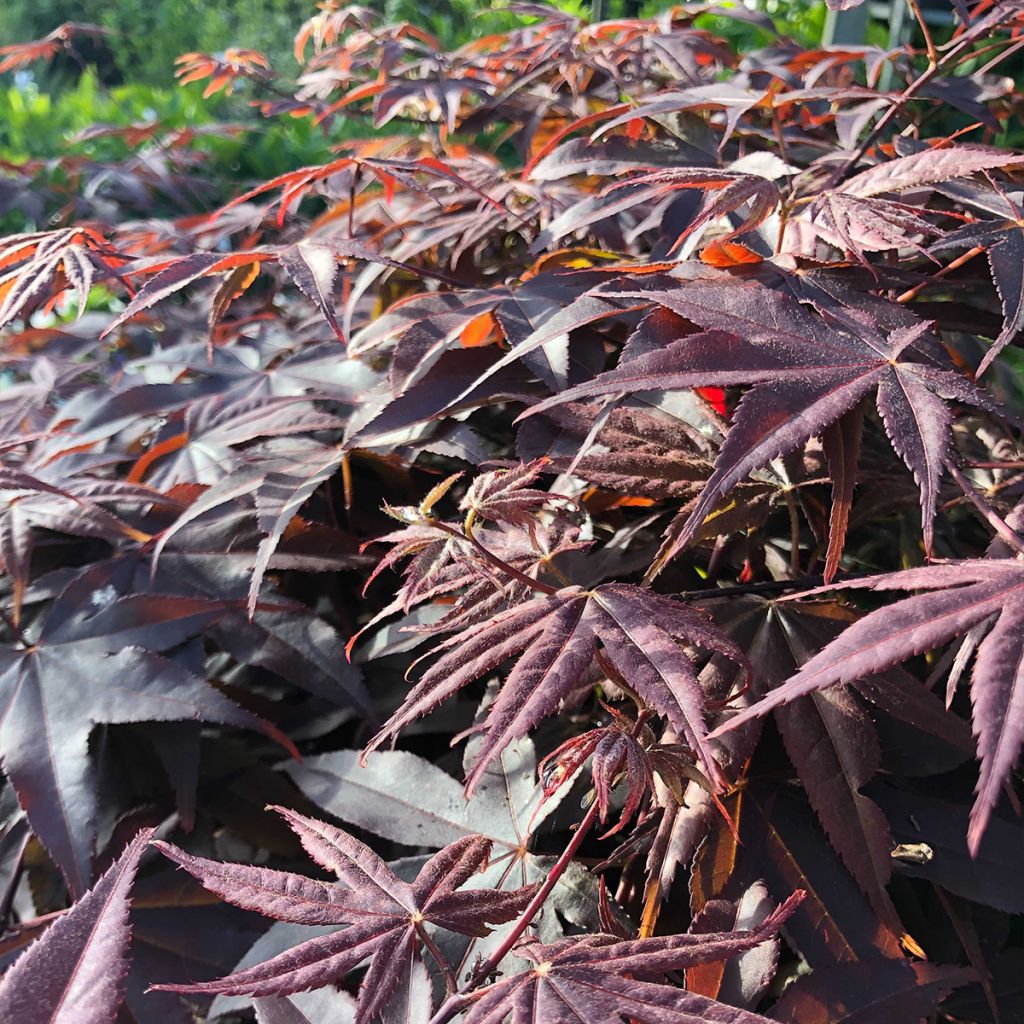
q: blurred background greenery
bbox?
[0,0,838,202]
[0,1,830,87]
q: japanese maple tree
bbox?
[0,1,1022,1022]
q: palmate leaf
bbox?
[366,583,748,792]
[126,391,345,489]
[806,192,938,268]
[151,443,348,619]
[153,809,536,1024]
[839,144,1024,200]
[711,558,1024,854]
[0,580,294,895]
[739,600,944,951]
[0,227,130,330]
[0,826,153,1024]
[691,782,905,968]
[524,280,1002,569]
[460,461,576,531]
[686,882,780,1010]
[460,891,803,1024]
[285,738,610,975]
[0,23,108,74]
[537,168,779,253]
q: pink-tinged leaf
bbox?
[808,192,938,267]
[461,891,803,1024]
[365,584,747,794]
[153,812,534,1024]
[0,228,129,330]
[460,461,573,529]
[101,251,273,336]
[523,280,1000,568]
[278,242,344,343]
[0,826,153,1024]
[842,145,1024,199]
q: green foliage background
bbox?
[0,1,828,86]
[0,0,831,222]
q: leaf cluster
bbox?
[0,3,1023,1023]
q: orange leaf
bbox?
[699,240,764,268]
[461,312,497,348]
[127,432,189,484]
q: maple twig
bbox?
[907,0,939,67]
[428,799,602,1024]
[933,885,1003,1024]
[946,462,1024,556]
[896,245,984,304]
[429,518,559,595]
[828,28,981,189]
[965,460,1024,469]
[971,35,1024,76]
[671,575,873,600]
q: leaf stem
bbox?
[827,28,982,189]
[907,0,939,67]
[0,606,29,647]
[429,518,559,596]
[417,921,459,994]
[896,245,984,304]
[428,799,601,1024]
[783,488,802,578]
[672,575,873,600]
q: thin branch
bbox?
[672,574,874,601]
[428,518,559,596]
[784,488,802,578]
[827,28,984,189]
[417,921,459,994]
[907,0,939,66]
[428,800,601,1024]
[896,245,985,304]
[946,462,1024,556]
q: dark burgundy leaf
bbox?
[153,810,535,1024]
[0,826,152,1024]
